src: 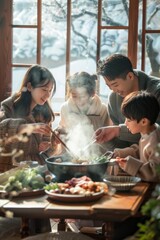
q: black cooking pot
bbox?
[40,152,115,182]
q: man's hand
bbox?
[94,126,120,143]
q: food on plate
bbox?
[1,167,53,193]
[44,176,108,195]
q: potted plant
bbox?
[135,143,160,240]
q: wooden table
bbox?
[0,182,151,240]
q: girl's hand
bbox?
[39,141,51,152]
[18,123,51,136]
[115,157,127,169]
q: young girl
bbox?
[114,91,160,182]
[0,64,56,165]
[58,71,114,157]
[56,71,113,229]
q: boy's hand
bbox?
[115,157,127,169]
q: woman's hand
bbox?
[39,141,51,152]
[115,157,127,169]
[18,123,51,136]
[52,127,67,144]
[94,126,120,143]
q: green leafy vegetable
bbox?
[44,183,59,191]
[4,168,46,192]
[92,156,108,163]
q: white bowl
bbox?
[103,176,141,191]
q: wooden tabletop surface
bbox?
[0,182,151,222]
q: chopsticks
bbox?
[82,139,96,152]
[51,129,79,160]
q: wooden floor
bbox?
[0,217,135,240]
[0,217,21,240]
[0,217,58,240]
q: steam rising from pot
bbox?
[64,122,103,160]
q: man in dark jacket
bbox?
[95,54,160,148]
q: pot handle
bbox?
[105,151,114,160]
[105,151,118,167]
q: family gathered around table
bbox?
[0,53,160,240]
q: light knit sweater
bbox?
[114,125,160,182]
[59,94,116,152]
[59,94,109,130]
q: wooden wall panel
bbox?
[0,0,12,102]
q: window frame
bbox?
[0,0,159,103]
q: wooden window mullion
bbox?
[65,0,71,99]
[37,0,41,64]
[141,0,146,71]
[0,0,12,101]
[128,0,139,68]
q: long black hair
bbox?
[14,64,56,123]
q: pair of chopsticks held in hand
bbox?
[35,124,110,160]
[51,128,99,160]
[51,128,79,160]
[52,130,100,160]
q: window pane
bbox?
[41,0,67,67]
[50,66,66,112]
[145,34,160,76]
[13,0,37,25]
[137,1,142,71]
[100,29,128,58]
[146,0,160,30]
[99,76,111,104]
[70,0,98,74]
[102,0,129,26]
[41,0,67,112]
[138,1,160,76]
[12,67,27,94]
[12,28,37,64]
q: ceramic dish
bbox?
[0,189,45,198]
[45,189,104,202]
[103,176,141,191]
